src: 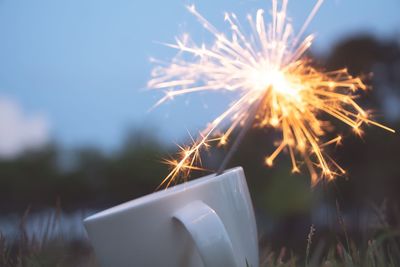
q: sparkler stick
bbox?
[217,87,271,175]
[149,0,395,188]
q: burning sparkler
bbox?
[148,0,395,187]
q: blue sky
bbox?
[0,0,399,152]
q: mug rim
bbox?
[84,166,243,222]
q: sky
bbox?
[0,0,399,156]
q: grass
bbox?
[259,231,400,267]
[0,206,97,267]
[1,208,400,267]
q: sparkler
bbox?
[148,0,395,188]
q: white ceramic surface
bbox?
[84,167,258,267]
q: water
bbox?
[0,209,98,241]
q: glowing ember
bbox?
[148,0,395,187]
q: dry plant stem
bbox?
[217,88,270,175]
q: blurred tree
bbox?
[0,144,60,212]
[323,35,400,233]
[327,35,400,121]
[0,130,169,213]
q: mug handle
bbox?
[173,200,239,267]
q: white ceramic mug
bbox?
[84,167,258,267]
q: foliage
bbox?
[0,131,169,213]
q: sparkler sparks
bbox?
[148,0,395,188]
